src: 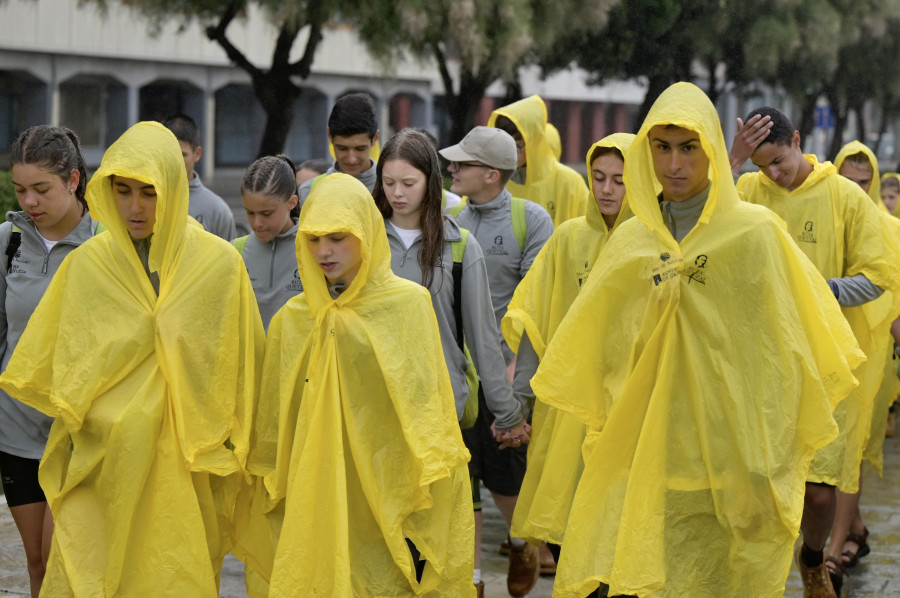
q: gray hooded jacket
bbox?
[239,224,303,330]
[385,217,525,429]
[0,210,98,459]
[298,160,378,208]
[449,188,554,363]
[188,175,237,241]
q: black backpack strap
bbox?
[453,259,464,353]
[6,230,21,274]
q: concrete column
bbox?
[127,85,138,126]
[204,85,216,181]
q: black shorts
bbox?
[0,451,45,507]
[461,385,527,498]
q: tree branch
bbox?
[431,41,456,106]
[289,0,327,78]
[206,2,262,79]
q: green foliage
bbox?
[0,172,18,215]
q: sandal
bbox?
[825,556,845,595]
[841,527,870,569]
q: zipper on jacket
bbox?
[269,239,277,287]
[400,245,412,268]
[41,253,49,275]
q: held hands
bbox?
[729,114,772,175]
[491,420,533,450]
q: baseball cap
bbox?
[439,126,518,170]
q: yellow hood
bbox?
[585,133,636,233]
[625,82,733,244]
[489,95,556,182]
[88,121,190,278]
[835,140,883,207]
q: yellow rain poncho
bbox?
[488,95,589,226]
[253,174,474,597]
[738,149,900,490]
[531,82,863,598]
[835,140,883,207]
[503,133,634,546]
[0,121,264,596]
[834,142,900,474]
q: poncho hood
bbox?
[626,82,732,243]
[835,140,882,206]
[88,121,190,278]
[296,173,393,315]
[489,95,555,181]
[586,133,636,233]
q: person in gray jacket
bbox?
[163,114,237,241]
[440,126,554,598]
[374,128,531,597]
[3,125,100,598]
[234,155,303,330]
[298,92,380,206]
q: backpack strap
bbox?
[447,202,465,218]
[232,235,249,254]
[450,228,469,352]
[5,226,21,274]
[510,196,527,252]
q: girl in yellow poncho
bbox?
[253,173,474,596]
[530,82,863,598]
[0,121,265,597]
[503,133,634,555]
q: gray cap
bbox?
[439,126,518,170]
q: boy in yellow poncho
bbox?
[530,82,863,598]
[733,108,900,595]
[251,173,474,596]
[489,95,590,226]
[0,121,265,597]
[502,133,634,558]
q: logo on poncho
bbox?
[682,254,707,285]
[660,252,671,261]
[798,221,817,244]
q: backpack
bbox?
[447,196,527,252]
[451,228,480,429]
[232,235,249,254]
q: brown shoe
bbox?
[539,541,557,576]
[795,544,836,598]
[499,538,511,555]
[474,581,484,598]
[508,540,540,597]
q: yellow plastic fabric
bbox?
[0,121,264,597]
[737,154,900,491]
[503,133,635,545]
[252,173,474,597]
[545,122,562,160]
[488,95,589,225]
[531,82,863,598]
[834,140,883,208]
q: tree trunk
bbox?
[826,89,847,161]
[797,91,819,147]
[873,94,893,157]
[852,100,866,146]
[253,72,302,158]
[446,68,493,145]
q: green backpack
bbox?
[232,235,249,254]
[447,196,527,252]
[451,229,480,429]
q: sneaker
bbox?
[507,540,540,597]
[795,544,836,598]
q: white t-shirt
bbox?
[389,221,422,250]
[36,230,58,253]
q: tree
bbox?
[93,0,340,158]
[356,0,617,144]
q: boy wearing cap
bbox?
[441,126,553,598]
